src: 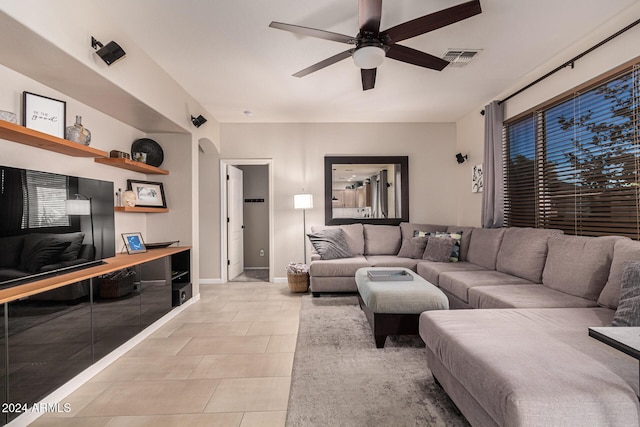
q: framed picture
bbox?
[127,179,167,208]
[122,232,147,254]
[22,91,66,138]
[472,164,484,193]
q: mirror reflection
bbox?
[331,164,400,219]
[324,156,409,225]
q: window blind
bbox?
[23,170,70,229]
[503,66,640,239]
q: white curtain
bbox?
[482,101,504,228]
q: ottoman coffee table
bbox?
[355,267,449,348]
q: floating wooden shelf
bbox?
[94,157,169,175]
[115,206,169,213]
[0,120,108,158]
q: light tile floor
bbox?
[31,282,302,427]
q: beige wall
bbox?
[218,122,457,279]
[0,64,147,244]
[199,148,221,281]
[455,4,640,225]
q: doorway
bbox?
[220,159,274,283]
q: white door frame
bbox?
[220,159,274,283]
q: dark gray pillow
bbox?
[397,237,428,259]
[422,236,455,263]
[0,235,26,268]
[612,260,640,326]
[307,228,353,260]
[20,237,71,273]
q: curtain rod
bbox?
[496,17,640,106]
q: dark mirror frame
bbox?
[324,155,409,226]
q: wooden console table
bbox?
[0,247,189,304]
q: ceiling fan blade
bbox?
[293,49,354,78]
[269,21,354,44]
[381,0,482,43]
[361,68,377,90]
[359,0,382,35]
[386,44,449,71]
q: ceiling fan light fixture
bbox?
[352,45,385,69]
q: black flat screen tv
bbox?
[0,165,115,288]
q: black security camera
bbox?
[456,153,468,164]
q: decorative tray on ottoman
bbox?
[367,270,414,281]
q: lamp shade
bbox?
[294,194,313,210]
[66,199,91,216]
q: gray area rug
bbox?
[230,268,269,282]
[286,295,469,427]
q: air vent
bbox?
[442,49,481,67]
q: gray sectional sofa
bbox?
[308,223,640,425]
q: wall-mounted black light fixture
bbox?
[91,36,126,66]
[456,153,468,164]
[191,115,207,128]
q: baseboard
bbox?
[8,294,200,427]
[199,278,224,284]
[273,277,288,283]
[244,267,268,270]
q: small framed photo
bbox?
[23,91,66,138]
[122,232,147,254]
[127,179,167,208]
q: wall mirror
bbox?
[324,156,409,225]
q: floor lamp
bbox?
[66,194,95,255]
[294,193,313,264]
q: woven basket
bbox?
[287,272,309,293]
[98,269,135,299]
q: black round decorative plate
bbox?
[131,138,164,167]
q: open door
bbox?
[227,165,244,280]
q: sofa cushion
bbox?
[399,222,449,241]
[363,224,401,255]
[366,255,419,271]
[420,308,637,427]
[469,284,599,309]
[309,256,370,277]
[496,227,562,283]
[446,226,474,261]
[396,236,428,259]
[422,236,455,263]
[20,237,71,273]
[438,270,535,304]
[599,239,640,309]
[311,224,364,255]
[416,261,487,286]
[0,235,25,268]
[307,228,353,260]
[466,228,506,270]
[612,261,640,326]
[542,235,622,301]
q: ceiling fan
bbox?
[269,0,481,90]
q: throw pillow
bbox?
[55,232,86,261]
[307,228,353,260]
[440,232,461,262]
[612,260,640,326]
[20,237,71,273]
[423,236,456,263]
[415,231,462,262]
[397,236,428,259]
[0,235,26,268]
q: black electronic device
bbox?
[0,165,115,288]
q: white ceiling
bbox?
[99,0,638,123]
